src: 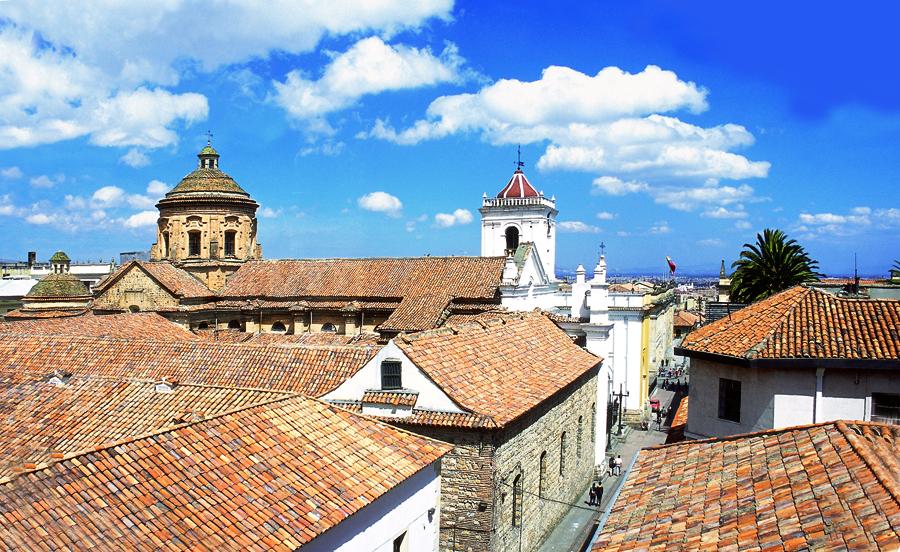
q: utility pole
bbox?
[613,383,629,436]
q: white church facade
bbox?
[482,165,675,459]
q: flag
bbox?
[666,256,676,274]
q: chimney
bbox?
[27,251,36,268]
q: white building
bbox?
[480,166,675,461]
[676,285,900,439]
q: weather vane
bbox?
[515,145,525,170]
[206,130,213,145]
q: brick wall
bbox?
[93,266,178,311]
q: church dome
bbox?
[165,145,251,197]
[497,169,540,199]
[26,273,90,299]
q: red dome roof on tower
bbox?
[497,169,540,198]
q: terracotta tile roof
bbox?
[3,308,89,320]
[333,402,498,428]
[593,421,900,551]
[0,334,375,397]
[665,397,688,444]
[220,257,505,331]
[0,373,290,477]
[94,260,212,299]
[680,285,900,360]
[672,310,700,328]
[0,312,198,341]
[247,331,382,346]
[361,390,418,407]
[0,395,451,551]
[395,312,600,426]
[192,328,254,342]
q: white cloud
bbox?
[119,148,150,168]
[126,194,157,209]
[792,205,900,238]
[358,191,403,217]
[735,220,753,230]
[92,186,126,207]
[0,195,20,216]
[651,184,756,212]
[0,27,208,150]
[274,36,466,126]
[2,2,452,150]
[3,2,453,83]
[702,206,748,219]
[592,176,648,196]
[146,180,169,196]
[1,166,23,180]
[367,64,769,183]
[434,208,473,228]
[698,238,723,246]
[259,206,282,218]
[122,210,158,228]
[559,220,601,233]
[26,213,53,225]
[649,221,671,234]
[30,174,64,188]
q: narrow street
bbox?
[536,383,684,552]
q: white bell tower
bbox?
[479,152,558,280]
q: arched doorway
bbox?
[271,321,287,332]
[227,319,241,330]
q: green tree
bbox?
[730,228,820,303]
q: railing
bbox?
[482,196,556,208]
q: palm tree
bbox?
[729,229,820,303]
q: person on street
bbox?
[613,455,622,476]
[596,482,604,507]
[588,484,596,506]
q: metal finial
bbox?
[206,130,213,145]
[599,241,606,258]
[515,145,525,170]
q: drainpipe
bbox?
[813,368,825,423]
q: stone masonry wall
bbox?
[93,266,178,311]
[492,368,599,552]
[411,428,496,552]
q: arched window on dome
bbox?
[128,305,140,313]
[505,226,519,254]
[271,321,287,333]
[227,319,241,330]
[321,322,337,333]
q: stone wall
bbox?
[422,429,497,552]
[152,207,260,263]
[492,369,598,552]
[93,266,178,311]
[390,367,598,552]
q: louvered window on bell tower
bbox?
[381,360,402,390]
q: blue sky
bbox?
[1,1,898,275]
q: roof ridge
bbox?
[0,393,301,485]
[0,332,377,352]
[242,255,508,263]
[645,419,851,450]
[835,420,900,505]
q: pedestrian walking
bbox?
[608,455,615,478]
[588,484,596,506]
[613,454,622,476]
[596,482,604,507]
